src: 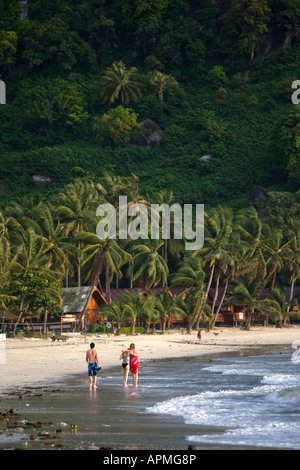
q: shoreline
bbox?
[1,326,299,396]
[1,326,300,451]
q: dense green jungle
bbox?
[0,0,300,210]
[1,1,300,329]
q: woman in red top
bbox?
[129,343,139,388]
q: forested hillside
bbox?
[1,0,300,209]
[1,1,300,330]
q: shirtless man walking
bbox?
[86,342,100,389]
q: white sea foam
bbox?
[262,373,300,386]
[202,364,262,376]
[146,353,300,449]
[187,420,300,449]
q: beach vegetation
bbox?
[128,239,169,290]
[169,255,206,333]
[120,326,145,335]
[1,176,300,333]
[101,300,128,335]
[228,274,280,330]
[139,293,160,334]
[89,322,97,333]
[154,290,186,334]
[115,290,146,335]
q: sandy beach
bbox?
[1,326,300,395]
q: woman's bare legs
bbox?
[123,365,129,387]
[133,372,138,388]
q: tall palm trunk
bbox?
[43,309,48,334]
[270,269,276,292]
[284,271,295,326]
[77,241,81,287]
[191,290,206,333]
[105,266,111,303]
[245,308,252,331]
[161,315,168,334]
[211,277,229,328]
[14,297,24,335]
[210,272,220,329]
[129,260,133,288]
[195,261,215,329]
[131,320,136,335]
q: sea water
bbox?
[1,350,300,450]
[146,352,300,449]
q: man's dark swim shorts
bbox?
[88,362,98,376]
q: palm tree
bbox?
[0,237,19,311]
[31,202,76,281]
[195,206,233,327]
[155,290,186,334]
[0,208,21,244]
[261,217,293,291]
[96,173,152,290]
[0,232,19,274]
[78,232,131,302]
[234,209,274,315]
[235,206,263,247]
[170,255,206,333]
[228,274,280,331]
[116,290,145,334]
[128,239,169,290]
[235,206,268,265]
[9,228,61,333]
[210,229,250,328]
[100,60,143,107]
[14,228,52,275]
[53,180,99,286]
[180,292,212,334]
[151,190,184,266]
[150,70,179,102]
[96,174,137,206]
[101,300,128,335]
[283,218,300,325]
[238,209,296,296]
[140,293,160,334]
[269,287,297,327]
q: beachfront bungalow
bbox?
[206,288,246,326]
[285,286,300,312]
[0,287,107,335]
[207,285,300,327]
[60,286,107,329]
[206,286,286,327]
